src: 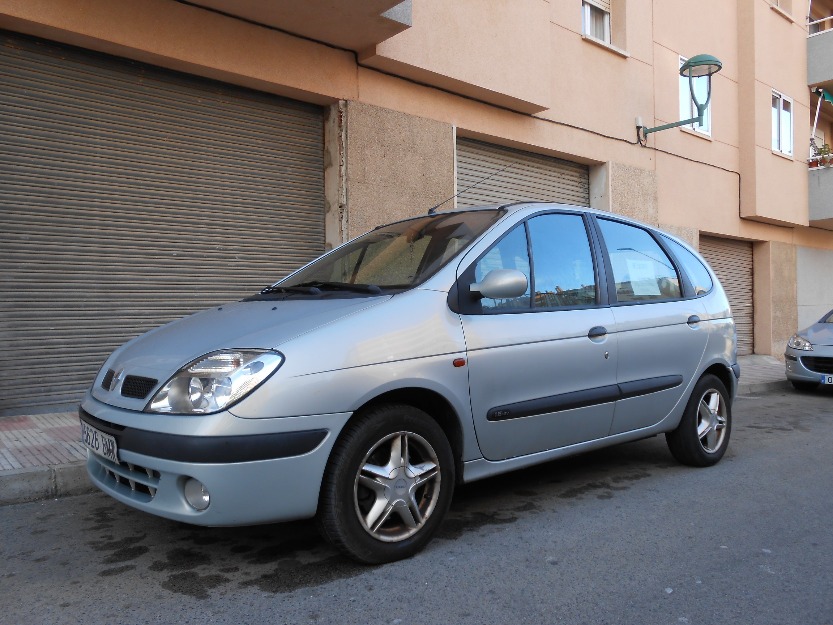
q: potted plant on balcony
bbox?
[819,143,833,167]
[809,140,831,168]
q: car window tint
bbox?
[528,214,596,307]
[475,223,531,311]
[662,236,713,296]
[597,219,681,302]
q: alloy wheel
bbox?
[353,431,441,543]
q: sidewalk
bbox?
[0,355,790,505]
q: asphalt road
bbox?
[2,387,831,625]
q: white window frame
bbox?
[771,90,794,156]
[679,56,712,136]
[582,1,611,44]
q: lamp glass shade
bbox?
[679,54,723,78]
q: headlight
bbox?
[787,334,813,351]
[147,349,283,414]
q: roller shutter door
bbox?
[699,236,754,356]
[0,32,325,414]
[456,139,590,209]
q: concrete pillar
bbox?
[753,241,798,357]
[328,100,455,242]
[606,162,659,225]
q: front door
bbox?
[460,212,617,461]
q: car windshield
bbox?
[277,209,504,292]
[822,310,833,323]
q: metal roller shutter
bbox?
[0,32,325,414]
[699,236,754,356]
[456,139,590,209]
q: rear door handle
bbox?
[687,315,701,326]
[588,326,607,339]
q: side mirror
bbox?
[470,269,528,300]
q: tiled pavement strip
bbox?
[0,355,789,505]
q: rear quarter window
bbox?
[662,236,714,296]
[597,219,681,303]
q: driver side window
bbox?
[475,224,531,311]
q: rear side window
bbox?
[597,219,681,303]
[662,236,713,296]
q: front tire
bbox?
[666,374,731,467]
[317,403,455,564]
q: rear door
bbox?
[459,211,617,461]
[592,217,708,435]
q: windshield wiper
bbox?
[260,285,322,295]
[293,281,383,294]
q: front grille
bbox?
[800,356,833,374]
[121,375,158,399]
[89,453,161,500]
[101,369,115,390]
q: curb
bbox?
[737,379,792,396]
[0,461,95,505]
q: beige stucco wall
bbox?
[0,0,356,104]
[361,0,551,113]
[737,0,811,227]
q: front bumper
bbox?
[79,395,351,526]
[784,348,833,384]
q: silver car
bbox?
[785,309,833,390]
[80,202,738,563]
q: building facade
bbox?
[1,0,832,414]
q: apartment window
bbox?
[582,1,611,43]
[772,91,793,155]
[679,56,711,135]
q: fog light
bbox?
[184,478,210,511]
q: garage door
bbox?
[0,32,325,414]
[699,236,754,356]
[456,139,590,208]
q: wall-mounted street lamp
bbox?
[636,54,723,143]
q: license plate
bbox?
[822,375,833,385]
[81,421,118,463]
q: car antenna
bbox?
[427,162,513,215]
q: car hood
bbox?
[803,323,833,346]
[91,296,388,409]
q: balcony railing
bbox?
[808,17,833,86]
[809,165,833,230]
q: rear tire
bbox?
[666,374,731,467]
[317,403,454,564]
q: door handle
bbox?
[588,326,607,339]
[687,315,701,326]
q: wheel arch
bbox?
[351,387,465,484]
[700,362,735,399]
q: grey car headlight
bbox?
[787,334,813,351]
[146,349,284,414]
